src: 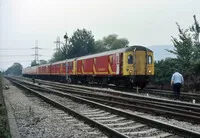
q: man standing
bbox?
[171,70,184,100]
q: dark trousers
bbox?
[173,83,182,99]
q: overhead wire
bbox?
[0,48,53,50]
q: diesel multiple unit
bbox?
[22,45,154,88]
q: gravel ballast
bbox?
[3,79,107,138]
[40,84,200,134]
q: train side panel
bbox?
[67,61,74,75]
[76,60,82,75]
[73,60,76,75]
[108,54,118,75]
[76,54,119,76]
[60,62,66,75]
[83,58,94,74]
[95,55,108,75]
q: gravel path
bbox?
[3,79,107,138]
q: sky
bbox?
[0,0,200,71]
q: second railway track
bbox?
[6,76,200,137]
[17,76,200,123]
[16,76,200,103]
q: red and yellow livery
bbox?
[23,45,154,88]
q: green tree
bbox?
[96,34,129,51]
[104,34,129,50]
[167,23,193,73]
[49,33,68,63]
[190,15,200,43]
[4,63,23,75]
[49,48,67,63]
[31,60,39,67]
[39,60,47,65]
[94,40,107,53]
[50,32,130,62]
[68,29,95,58]
[190,15,200,74]
[154,58,178,85]
[167,15,200,91]
[49,29,95,62]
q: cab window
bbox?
[128,55,133,64]
[148,55,152,64]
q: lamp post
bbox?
[53,35,68,82]
[64,33,69,82]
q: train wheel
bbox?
[140,83,146,90]
[125,82,132,89]
[114,80,120,88]
[71,77,77,84]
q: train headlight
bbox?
[148,70,151,73]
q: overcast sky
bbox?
[0,0,200,71]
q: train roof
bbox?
[23,66,38,69]
[77,45,152,60]
[38,63,51,67]
[51,58,77,65]
[23,45,152,70]
[51,60,66,65]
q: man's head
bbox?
[174,69,178,73]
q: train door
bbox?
[66,60,68,80]
[133,48,136,75]
[135,50,146,75]
[147,52,154,75]
[49,64,52,75]
[144,48,154,75]
[60,63,63,74]
[145,49,148,75]
[73,58,77,75]
[116,53,120,75]
[122,51,134,75]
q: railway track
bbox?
[142,88,200,102]
[16,76,200,123]
[87,85,200,103]
[6,76,200,137]
[15,76,200,103]
[4,78,108,137]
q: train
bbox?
[22,45,154,88]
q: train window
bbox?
[148,55,152,64]
[128,55,133,64]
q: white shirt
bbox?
[171,72,184,84]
